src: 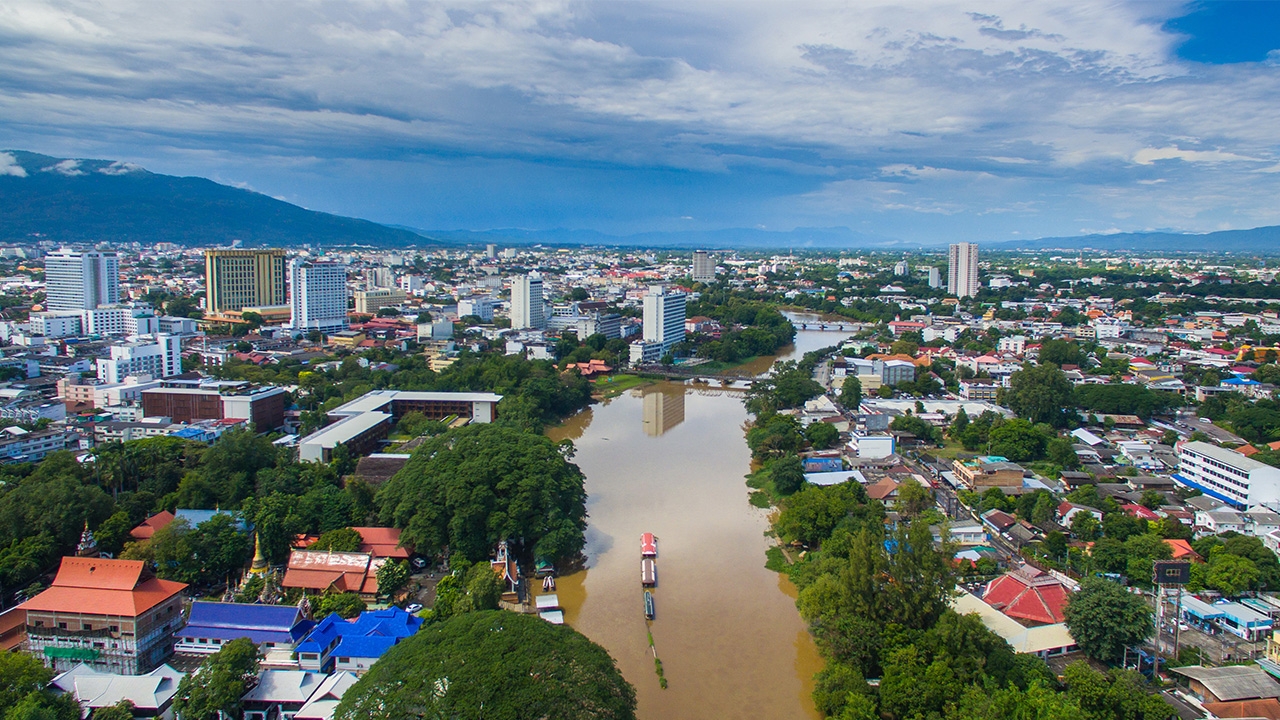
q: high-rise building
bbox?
[290,260,348,335]
[96,334,183,384]
[925,266,942,288]
[643,286,686,356]
[948,242,980,298]
[354,288,407,314]
[204,249,288,313]
[44,249,120,311]
[510,274,546,330]
[691,251,715,282]
[893,260,910,276]
[363,267,394,289]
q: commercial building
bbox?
[458,297,496,322]
[204,249,288,313]
[926,266,942,288]
[140,379,289,431]
[290,260,348,335]
[691,250,715,282]
[510,273,547,330]
[44,249,120,311]
[96,335,183,384]
[353,288,407,315]
[953,455,1025,489]
[297,390,501,463]
[642,286,686,357]
[1174,441,1280,509]
[0,428,76,463]
[21,557,187,675]
[947,242,979,298]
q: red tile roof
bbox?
[1165,539,1201,561]
[352,527,411,559]
[1202,698,1280,720]
[20,557,186,617]
[982,566,1069,625]
[130,510,175,540]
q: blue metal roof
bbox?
[295,607,422,659]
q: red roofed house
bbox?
[1240,445,1261,458]
[351,527,411,560]
[1121,503,1161,522]
[20,557,187,675]
[129,511,176,541]
[282,551,384,602]
[982,566,1071,626]
[1165,539,1203,562]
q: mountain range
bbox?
[3,150,1279,254]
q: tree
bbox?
[988,419,1047,462]
[377,423,588,563]
[0,653,73,718]
[1006,363,1075,428]
[1046,437,1080,469]
[89,702,133,720]
[335,611,636,720]
[172,638,260,720]
[840,376,862,411]
[317,592,367,619]
[805,422,840,450]
[775,484,865,547]
[890,414,941,444]
[1038,339,1085,367]
[948,408,970,441]
[769,455,806,496]
[1206,552,1260,596]
[376,560,410,600]
[895,478,934,518]
[1063,578,1153,664]
[311,527,362,553]
[1070,512,1101,542]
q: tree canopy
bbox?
[172,638,260,720]
[335,611,636,720]
[1063,578,1153,664]
[1005,363,1075,428]
[376,423,587,563]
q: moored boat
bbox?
[644,590,655,620]
[641,532,657,557]
[641,557,657,587]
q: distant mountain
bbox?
[994,226,1280,254]
[0,150,426,248]
[423,226,913,250]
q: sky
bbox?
[2,1,1280,244]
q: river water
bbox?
[545,325,850,720]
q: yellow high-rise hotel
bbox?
[204,248,288,313]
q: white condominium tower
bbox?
[510,273,547,330]
[948,242,980,298]
[643,285,687,356]
[691,250,715,282]
[44,249,120,311]
[290,259,348,335]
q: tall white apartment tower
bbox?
[947,242,980,298]
[643,286,687,356]
[691,251,715,283]
[511,273,547,330]
[290,259,348,335]
[44,249,120,311]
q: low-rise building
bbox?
[953,456,1025,489]
[140,379,288,431]
[294,608,421,674]
[297,390,501,463]
[50,663,185,718]
[1175,441,1280,509]
[174,602,312,657]
[282,551,384,602]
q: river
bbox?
[545,323,851,720]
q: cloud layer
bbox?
[1,1,1278,240]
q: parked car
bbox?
[405,603,423,614]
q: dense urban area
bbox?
[3,240,1280,719]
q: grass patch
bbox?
[593,374,652,397]
[749,490,772,508]
[765,545,791,573]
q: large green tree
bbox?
[1063,578,1153,664]
[335,611,636,720]
[376,423,587,562]
[1006,363,1075,428]
[172,638,260,720]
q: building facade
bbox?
[44,249,120,312]
[141,382,289,430]
[353,288,407,315]
[510,274,546,330]
[290,260,348,335]
[691,251,715,282]
[642,286,686,357]
[204,249,288,313]
[1175,441,1280,509]
[96,335,183,384]
[948,242,980,298]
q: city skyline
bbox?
[2,2,1279,244]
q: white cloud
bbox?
[43,159,84,175]
[1133,147,1261,165]
[0,152,26,177]
[97,160,142,175]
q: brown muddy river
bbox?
[545,326,849,720]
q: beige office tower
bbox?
[947,242,979,298]
[205,249,288,312]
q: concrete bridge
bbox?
[793,322,861,332]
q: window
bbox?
[58,622,67,629]
[339,657,350,663]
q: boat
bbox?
[641,557,657,587]
[644,590,655,620]
[641,532,658,557]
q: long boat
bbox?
[644,590,655,620]
[642,557,657,587]
[641,532,658,557]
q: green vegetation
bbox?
[426,562,504,622]
[593,374,651,397]
[309,527,363,552]
[172,638,260,720]
[335,611,636,720]
[1005,363,1075,428]
[0,651,80,720]
[1063,578,1154,665]
[683,294,797,363]
[315,592,367,619]
[376,423,588,563]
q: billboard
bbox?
[1152,560,1191,585]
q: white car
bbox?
[405,603,423,614]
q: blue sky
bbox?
[2,1,1280,244]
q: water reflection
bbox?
[641,387,685,436]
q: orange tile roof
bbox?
[1203,698,1280,720]
[352,527,411,559]
[1165,539,1202,561]
[20,557,186,617]
[130,510,175,540]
